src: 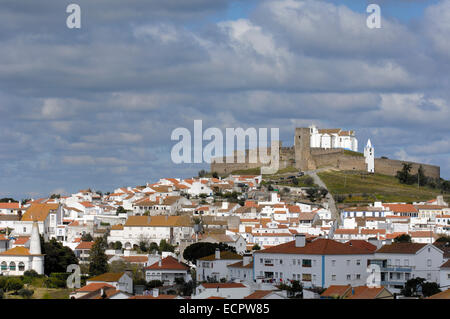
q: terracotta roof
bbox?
[334,229,359,235]
[111,224,124,230]
[383,204,418,213]
[376,243,426,254]
[145,256,188,271]
[427,289,450,299]
[321,285,352,298]
[21,203,59,221]
[75,241,94,250]
[200,283,246,289]
[13,236,30,245]
[76,283,115,292]
[0,246,42,256]
[88,272,125,282]
[0,202,20,209]
[345,240,378,252]
[347,286,391,299]
[244,290,273,299]
[198,251,243,261]
[410,231,434,238]
[254,238,375,255]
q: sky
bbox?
[0,0,449,200]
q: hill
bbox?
[317,170,450,204]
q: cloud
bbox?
[0,0,449,199]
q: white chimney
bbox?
[215,248,220,260]
[295,234,306,248]
[152,288,159,298]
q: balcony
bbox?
[381,266,413,272]
[381,280,405,286]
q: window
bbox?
[280,259,283,265]
[332,275,336,281]
[302,259,312,267]
[293,259,296,265]
[1,262,7,270]
[427,259,432,267]
[346,274,351,280]
[331,260,336,267]
[356,274,361,280]
[395,259,400,266]
[9,262,16,271]
[302,274,312,282]
[356,260,361,266]
[404,259,409,266]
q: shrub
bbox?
[18,288,34,299]
[145,280,163,289]
[5,277,24,292]
[24,270,39,278]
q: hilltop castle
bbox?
[211,125,440,179]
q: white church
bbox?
[0,221,45,275]
[364,139,375,173]
[309,124,358,152]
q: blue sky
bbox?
[0,0,449,200]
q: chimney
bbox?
[295,234,306,248]
[215,248,220,260]
[243,253,252,267]
[152,288,159,298]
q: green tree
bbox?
[81,233,93,242]
[113,241,123,250]
[183,242,236,265]
[88,237,109,277]
[5,278,24,292]
[252,244,261,251]
[41,237,78,275]
[304,176,314,187]
[394,234,412,243]
[435,236,450,243]
[0,198,18,203]
[159,239,175,253]
[212,172,219,179]
[198,170,207,178]
[116,206,127,215]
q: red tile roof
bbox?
[75,241,94,250]
[376,243,426,254]
[244,290,273,299]
[76,283,115,292]
[144,256,188,271]
[255,238,375,255]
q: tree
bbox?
[183,242,237,265]
[252,244,261,251]
[113,241,123,250]
[41,237,78,275]
[212,172,219,179]
[81,233,93,242]
[401,277,440,297]
[0,198,18,203]
[198,170,207,178]
[159,239,175,253]
[304,176,314,187]
[88,237,109,277]
[116,206,127,215]
[5,278,24,292]
[435,236,450,243]
[394,234,412,243]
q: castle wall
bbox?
[375,158,440,179]
[210,127,441,179]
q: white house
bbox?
[309,125,358,152]
[439,260,450,289]
[370,242,445,293]
[196,249,243,282]
[253,235,375,289]
[86,272,133,294]
[144,255,190,285]
[227,254,254,282]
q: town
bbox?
[0,125,449,300]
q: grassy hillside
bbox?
[318,170,449,204]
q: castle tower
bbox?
[294,128,314,171]
[364,139,375,173]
